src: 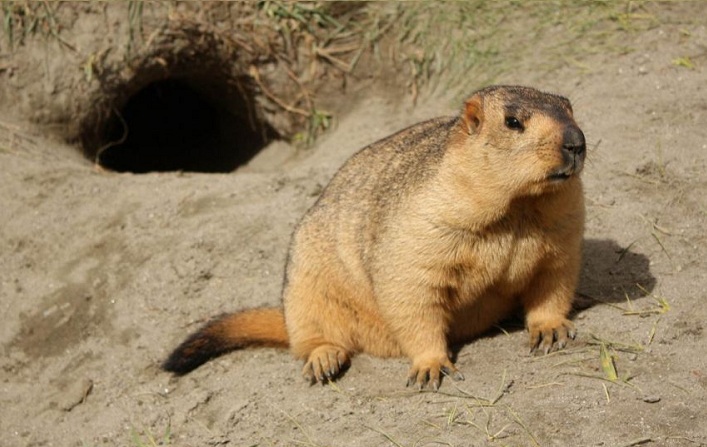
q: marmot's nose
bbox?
[562,126,586,157]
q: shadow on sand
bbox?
[575,238,656,310]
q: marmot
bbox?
[163,85,586,390]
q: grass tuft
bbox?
[126,1,144,57]
[130,424,171,447]
[599,342,619,381]
[1,1,76,51]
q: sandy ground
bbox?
[1,5,707,447]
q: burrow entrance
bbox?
[97,78,274,173]
[78,27,281,174]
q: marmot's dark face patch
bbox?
[502,95,574,126]
[476,84,572,117]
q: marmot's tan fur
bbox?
[163,85,587,390]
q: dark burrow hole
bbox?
[97,78,275,173]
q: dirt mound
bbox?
[0,2,385,171]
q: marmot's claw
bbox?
[407,356,462,391]
[528,318,576,355]
[302,344,350,385]
[442,366,465,382]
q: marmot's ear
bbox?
[462,95,484,135]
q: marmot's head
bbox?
[458,85,586,197]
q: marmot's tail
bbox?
[162,307,288,375]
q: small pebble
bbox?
[642,395,661,403]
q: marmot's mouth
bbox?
[548,157,584,182]
[547,171,572,181]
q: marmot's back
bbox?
[308,116,457,220]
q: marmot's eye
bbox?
[505,116,524,131]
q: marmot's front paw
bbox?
[406,354,465,391]
[528,318,576,354]
[302,344,350,384]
